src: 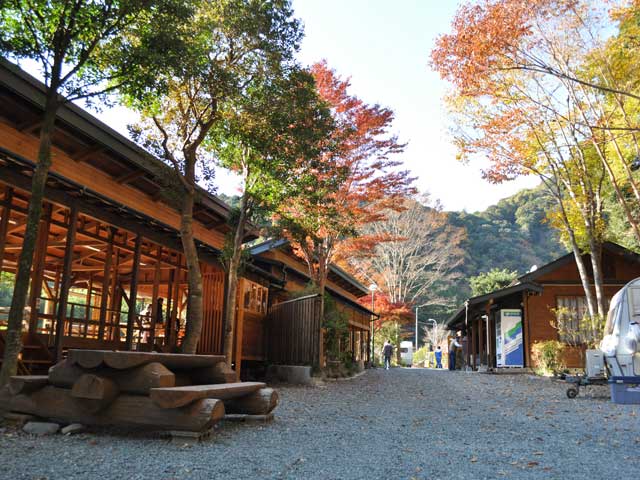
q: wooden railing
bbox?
[29,298,168,350]
[266,294,322,367]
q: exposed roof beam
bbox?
[115,169,146,184]
[17,119,42,133]
[73,146,103,163]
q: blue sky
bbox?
[291,0,539,211]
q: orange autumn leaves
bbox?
[431,0,578,97]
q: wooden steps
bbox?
[0,332,54,375]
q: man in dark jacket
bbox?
[383,340,393,370]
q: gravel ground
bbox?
[1,368,640,480]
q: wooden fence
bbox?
[266,294,321,366]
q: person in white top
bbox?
[448,336,461,370]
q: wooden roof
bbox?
[250,239,375,315]
[0,59,255,243]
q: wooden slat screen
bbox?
[198,271,225,355]
[266,294,321,366]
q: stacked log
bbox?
[0,349,279,434]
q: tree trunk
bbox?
[395,321,401,365]
[588,239,605,318]
[223,192,249,367]
[179,188,203,354]
[0,100,57,386]
[558,202,597,319]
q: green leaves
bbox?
[0,0,193,102]
[209,66,334,214]
[469,268,518,297]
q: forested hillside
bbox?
[430,185,568,317]
[450,185,566,283]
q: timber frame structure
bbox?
[0,59,375,379]
[250,239,374,369]
[0,59,242,371]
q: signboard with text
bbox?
[500,309,523,367]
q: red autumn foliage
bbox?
[358,292,413,331]
[278,61,415,295]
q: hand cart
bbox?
[565,374,608,399]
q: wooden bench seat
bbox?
[150,382,266,408]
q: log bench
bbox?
[2,385,224,432]
[1,350,279,435]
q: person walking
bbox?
[383,340,393,370]
[448,336,461,370]
[435,346,443,369]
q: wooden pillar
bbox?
[28,203,52,333]
[125,234,142,350]
[486,305,492,369]
[165,268,174,347]
[466,325,471,369]
[84,273,93,338]
[97,227,115,341]
[108,245,121,341]
[478,315,484,366]
[523,292,531,368]
[234,278,246,381]
[171,257,181,345]
[471,318,477,370]
[149,246,162,348]
[54,205,78,361]
[0,186,14,273]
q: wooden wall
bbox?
[197,268,225,355]
[266,295,322,366]
[526,249,640,368]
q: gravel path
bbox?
[2,368,640,479]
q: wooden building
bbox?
[250,239,374,369]
[0,59,252,373]
[446,243,640,369]
[0,59,373,378]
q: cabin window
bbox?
[242,280,268,315]
[555,296,610,344]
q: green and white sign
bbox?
[500,309,523,367]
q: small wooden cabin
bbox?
[0,59,248,372]
[446,243,640,369]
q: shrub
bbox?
[531,340,565,376]
[413,346,429,366]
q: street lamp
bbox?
[414,303,430,350]
[368,284,378,366]
[426,318,437,347]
